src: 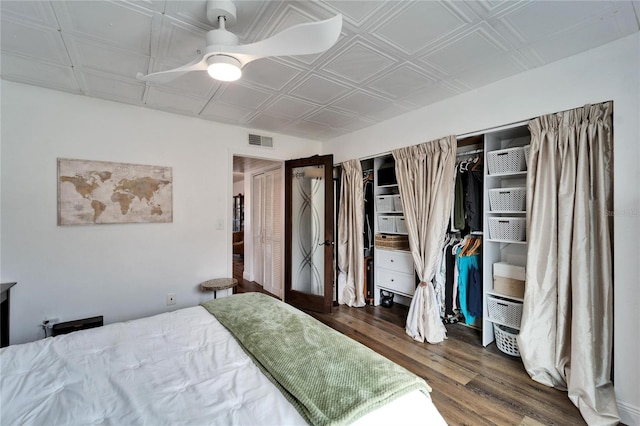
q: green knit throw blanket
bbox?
[201,293,432,426]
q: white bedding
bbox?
[0,306,446,425]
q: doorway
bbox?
[232,155,283,298]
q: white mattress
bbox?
[0,306,446,425]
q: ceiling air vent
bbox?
[248,134,273,148]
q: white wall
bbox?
[323,33,640,424]
[232,180,244,198]
[0,81,321,344]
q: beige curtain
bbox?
[393,135,457,343]
[517,102,618,425]
[337,159,365,307]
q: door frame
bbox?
[230,153,284,293]
[284,154,334,313]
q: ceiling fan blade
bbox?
[221,14,342,64]
[136,56,208,84]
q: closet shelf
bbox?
[486,171,527,178]
[488,210,526,215]
[487,289,524,302]
[376,184,398,189]
[486,238,527,245]
[377,211,403,214]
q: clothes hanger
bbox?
[460,237,476,256]
[465,237,482,256]
[452,234,470,255]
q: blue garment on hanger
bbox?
[468,265,483,318]
[456,247,480,325]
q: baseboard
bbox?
[618,400,640,426]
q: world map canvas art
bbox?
[58,158,173,225]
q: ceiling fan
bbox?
[136,0,342,84]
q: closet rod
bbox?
[456,148,484,157]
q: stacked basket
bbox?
[487,295,523,357]
[487,146,526,175]
[494,324,520,357]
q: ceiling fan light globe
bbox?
[206,55,242,81]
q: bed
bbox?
[0,293,446,425]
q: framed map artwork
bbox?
[58,158,173,225]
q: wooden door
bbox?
[284,154,334,313]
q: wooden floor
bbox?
[232,257,586,425]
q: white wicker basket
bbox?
[378,216,396,233]
[494,324,520,357]
[487,147,526,175]
[392,195,403,212]
[395,217,408,234]
[523,145,530,168]
[488,217,526,241]
[487,295,523,328]
[488,187,526,212]
[375,196,395,212]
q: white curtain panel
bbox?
[337,159,365,307]
[517,102,618,425]
[393,136,457,344]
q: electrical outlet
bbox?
[42,317,59,329]
[167,293,176,306]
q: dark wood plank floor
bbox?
[233,257,586,425]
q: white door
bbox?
[252,173,264,286]
[263,168,283,297]
[251,168,283,297]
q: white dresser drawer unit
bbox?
[376,248,413,272]
[374,248,415,304]
[375,268,415,297]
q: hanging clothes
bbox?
[434,251,447,319]
[442,234,463,324]
[465,160,483,232]
[444,245,456,316]
[452,153,483,233]
[362,171,374,255]
[453,170,466,231]
[454,235,482,326]
[467,265,483,318]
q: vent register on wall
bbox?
[248,134,273,148]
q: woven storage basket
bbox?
[488,217,526,241]
[487,295,522,328]
[378,216,395,233]
[487,147,526,174]
[488,187,526,212]
[375,234,409,249]
[494,324,520,357]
